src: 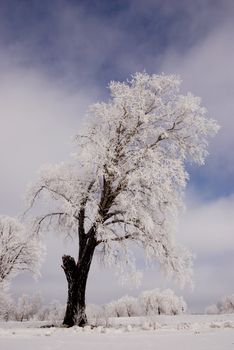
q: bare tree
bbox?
[26,72,219,326]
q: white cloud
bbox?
[0,63,97,215]
[178,195,234,255]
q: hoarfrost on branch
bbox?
[27,72,219,288]
[0,216,43,288]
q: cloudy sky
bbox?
[1,0,234,312]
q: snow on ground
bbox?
[0,314,234,350]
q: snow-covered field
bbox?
[0,314,234,350]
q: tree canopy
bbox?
[26,72,219,325]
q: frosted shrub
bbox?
[117,296,139,317]
[86,304,104,325]
[105,296,139,317]
[205,304,219,315]
[139,288,186,315]
[15,293,42,321]
[0,290,13,321]
[206,294,234,314]
[38,300,65,324]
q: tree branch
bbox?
[96,233,134,244]
[34,212,70,234]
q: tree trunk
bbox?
[62,242,95,327]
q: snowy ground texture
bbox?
[1,314,234,350]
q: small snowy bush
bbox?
[104,296,139,317]
[86,304,104,325]
[206,294,234,314]
[102,289,186,319]
[37,300,65,324]
[139,288,186,316]
[205,304,219,315]
[0,290,14,321]
[15,293,42,321]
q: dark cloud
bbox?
[0,0,233,86]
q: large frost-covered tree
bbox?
[0,216,42,289]
[27,72,219,327]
